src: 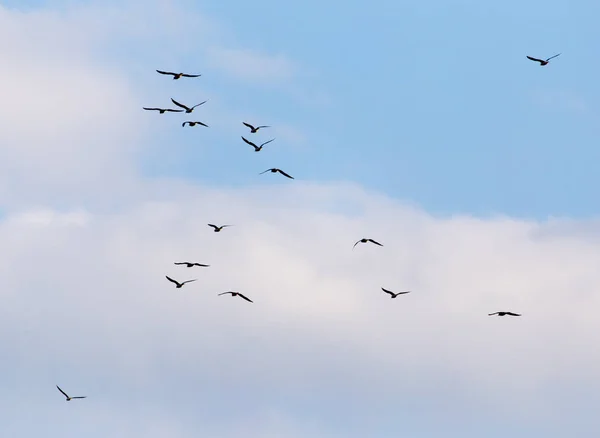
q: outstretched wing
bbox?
[256,125,270,129]
[506,312,521,316]
[193,264,210,267]
[181,279,197,285]
[182,122,190,127]
[259,168,273,175]
[208,224,219,229]
[243,122,255,130]
[56,385,69,398]
[218,292,233,296]
[237,293,254,303]
[381,288,394,296]
[174,262,188,265]
[156,70,176,76]
[171,98,190,111]
[241,136,258,148]
[71,396,87,399]
[194,121,209,127]
[143,107,162,111]
[367,239,383,246]
[165,276,180,286]
[546,53,561,61]
[526,56,544,63]
[260,138,275,148]
[165,109,183,112]
[277,169,294,179]
[353,240,362,249]
[190,100,208,109]
[181,73,201,77]
[488,312,499,316]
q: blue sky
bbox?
[2,1,600,437]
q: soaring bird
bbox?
[242,136,275,152]
[526,53,561,66]
[218,291,253,303]
[171,98,207,113]
[208,224,231,232]
[353,238,383,249]
[381,287,410,298]
[243,122,270,133]
[182,121,209,127]
[143,107,183,114]
[260,168,294,179]
[56,385,86,401]
[165,276,197,288]
[488,311,521,317]
[174,262,210,268]
[156,70,201,79]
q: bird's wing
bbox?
[191,100,208,109]
[259,169,273,175]
[381,288,394,296]
[277,169,294,179]
[166,109,183,112]
[368,239,383,246]
[241,136,258,148]
[207,224,218,229]
[488,312,499,316]
[260,138,275,147]
[395,291,410,295]
[174,262,188,265]
[218,292,232,296]
[156,70,176,76]
[256,125,270,129]
[526,56,544,63]
[71,396,87,399]
[546,53,561,61]
[243,122,255,130]
[170,98,190,111]
[238,293,254,303]
[181,279,197,285]
[143,107,161,111]
[181,73,201,77]
[193,264,210,267]
[165,276,179,285]
[56,385,69,398]
[195,121,209,127]
[353,240,361,248]
[182,122,189,127]
[506,312,521,316]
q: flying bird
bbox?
[156,70,201,79]
[174,262,210,268]
[243,122,270,133]
[165,275,197,288]
[218,291,253,303]
[526,53,561,66]
[260,168,294,179]
[208,224,231,232]
[143,107,183,114]
[381,287,410,298]
[56,385,86,401]
[242,136,275,152]
[488,311,521,317]
[171,98,207,113]
[353,238,383,249]
[182,121,209,127]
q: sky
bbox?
[1,0,600,437]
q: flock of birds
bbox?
[54,52,561,401]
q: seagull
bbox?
[218,291,253,303]
[353,238,383,249]
[526,53,561,66]
[182,121,209,127]
[243,122,270,133]
[56,385,86,401]
[174,262,210,268]
[242,136,275,152]
[260,168,294,179]
[143,107,183,114]
[171,98,207,113]
[208,224,231,232]
[381,287,410,298]
[165,275,197,288]
[488,311,521,317]
[156,70,201,79]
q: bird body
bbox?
[56,385,86,401]
[260,168,294,179]
[174,262,210,268]
[526,53,561,66]
[381,287,410,298]
[165,275,197,288]
[242,136,275,151]
[171,98,207,113]
[218,291,253,303]
[208,224,231,232]
[488,311,521,316]
[243,122,270,133]
[156,70,201,79]
[182,121,209,127]
[353,238,383,249]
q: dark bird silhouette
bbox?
[488,311,521,317]
[526,53,561,66]
[260,168,294,179]
[165,275,197,288]
[156,70,201,79]
[218,291,253,303]
[182,121,208,127]
[353,238,383,249]
[243,122,270,133]
[174,262,210,268]
[143,107,183,114]
[208,224,231,232]
[171,98,207,113]
[381,287,410,298]
[56,385,86,401]
[242,136,275,152]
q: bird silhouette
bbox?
[174,262,210,268]
[165,276,197,288]
[208,224,231,232]
[353,238,383,249]
[381,287,410,298]
[242,136,275,152]
[218,291,253,303]
[260,168,294,179]
[243,122,270,133]
[143,107,183,114]
[56,385,86,401]
[182,121,208,127]
[526,53,561,66]
[171,98,207,113]
[488,311,521,317]
[156,70,201,79]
